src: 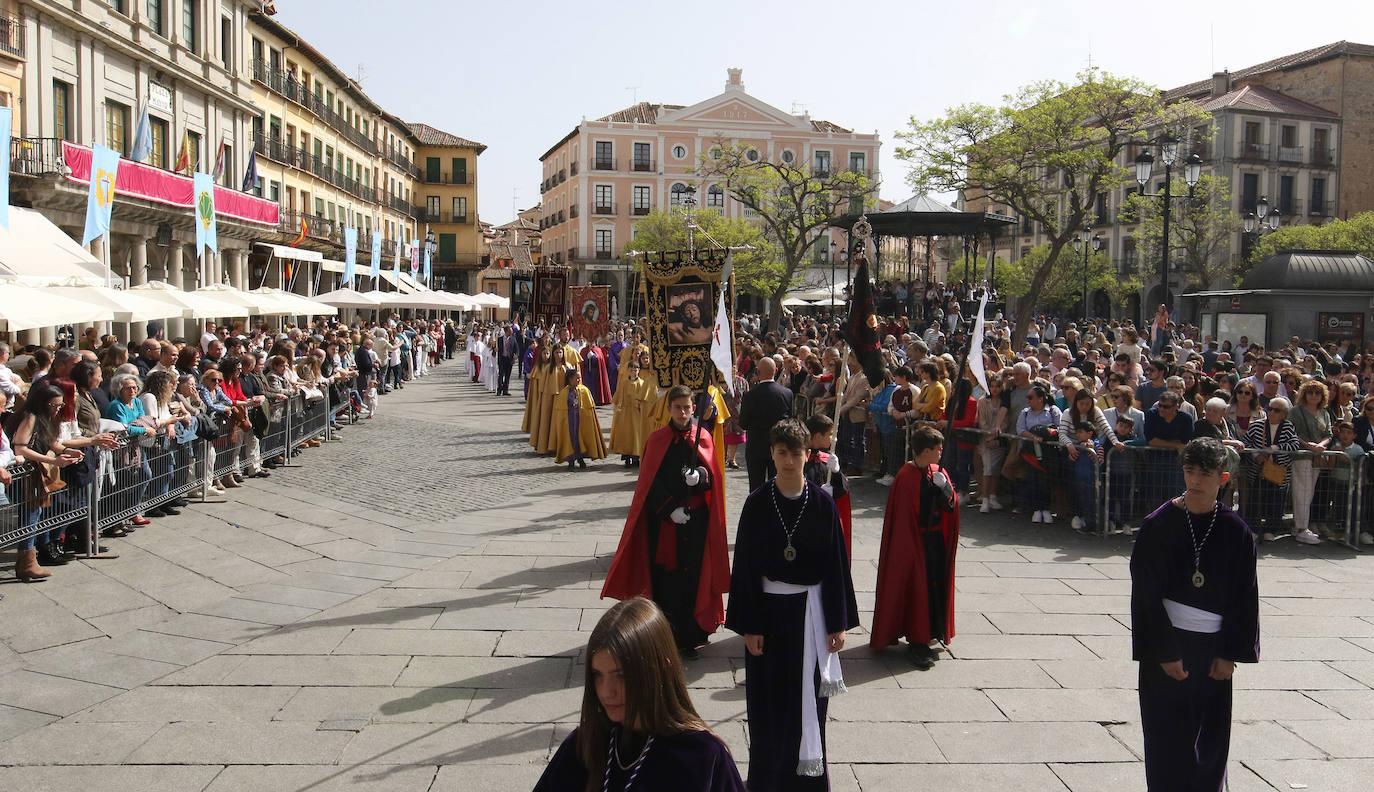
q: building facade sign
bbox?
[1317,311,1365,344]
[148,82,173,114]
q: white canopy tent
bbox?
[193,283,293,316]
[470,292,510,309]
[248,287,338,317]
[312,287,383,309]
[0,207,107,287]
[0,282,114,332]
[41,277,184,323]
[130,281,250,319]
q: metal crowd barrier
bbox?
[2,386,350,556]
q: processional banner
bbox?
[638,249,733,390]
[570,285,610,342]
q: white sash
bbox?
[1163,598,1223,633]
[761,577,846,777]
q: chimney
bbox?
[725,68,744,92]
[1211,70,1231,98]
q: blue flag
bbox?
[344,226,358,285]
[423,246,432,284]
[394,238,403,276]
[193,172,218,256]
[369,226,381,279]
[131,104,153,163]
[242,149,258,193]
[82,144,121,245]
[0,107,10,230]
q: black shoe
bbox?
[567,461,576,470]
[37,543,71,566]
[252,471,271,478]
[578,458,588,469]
[173,498,190,507]
[906,643,936,669]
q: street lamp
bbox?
[1243,195,1282,235]
[1071,224,1104,322]
[424,228,437,290]
[1135,134,1203,314]
[679,185,698,253]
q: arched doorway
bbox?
[1091,290,1112,320]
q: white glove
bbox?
[670,507,690,525]
[683,468,701,487]
[932,470,954,500]
[821,483,834,497]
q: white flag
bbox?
[968,290,990,395]
[710,253,735,395]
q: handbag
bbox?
[194,414,221,441]
[1261,458,1287,486]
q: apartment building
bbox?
[10,0,276,317]
[411,122,484,292]
[537,68,880,310]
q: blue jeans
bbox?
[838,418,866,471]
[1107,447,1134,524]
[1071,453,1098,529]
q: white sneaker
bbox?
[988,496,1004,511]
[1361,532,1374,546]
[876,475,895,486]
[1295,529,1321,545]
[1031,510,1043,523]
[980,501,991,514]
[1071,516,1085,531]
[1041,510,1054,524]
[209,485,226,496]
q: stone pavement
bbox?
[0,362,1372,791]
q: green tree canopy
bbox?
[895,69,1205,342]
[990,245,1140,316]
[1249,211,1374,264]
[619,207,782,297]
[1120,173,1241,291]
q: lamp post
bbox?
[679,185,698,253]
[1243,194,1283,236]
[830,239,838,310]
[1135,134,1203,314]
[1072,224,1104,322]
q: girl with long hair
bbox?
[535,597,744,792]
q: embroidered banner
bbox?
[532,267,567,329]
[569,285,609,343]
[62,142,279,227]
[639,249,733,390]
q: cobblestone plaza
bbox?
[0,366,1372,791]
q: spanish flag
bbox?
[173,132,194,176]
[289,215,308,247]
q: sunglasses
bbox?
[1267,406,1285,413]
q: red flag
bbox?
[289,216,308,247]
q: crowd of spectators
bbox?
[0,315,457,583]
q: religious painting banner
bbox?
[510,272,534,316]
[639,249,733,390]
[533,267,567,329]
[570,285,610,342]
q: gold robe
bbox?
[552,384,607,463]
[650,383,731,473]
[609,375,655,456]
[535,365,568,454]
[616,343,649,393]
[521,358,544,435]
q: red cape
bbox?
[834,491,853,564]
[581,345,612,405]
[601,423,730,634]
[869,462,959,649]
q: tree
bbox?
[697,141,877,331]
[990,245,1140,316]
[1250,211,1374,264]
[895,69,1205,343]
[620,207,782,297]
[1121,173,1242,290]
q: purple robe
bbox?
[608,340,625,394]
[522,345,536,399]
[535,728,744,792]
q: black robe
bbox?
[1130,499,1259,792]
[725,482,859,792]
[647,433,713,650]
[534,728,745,792]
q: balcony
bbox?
[592,203,617,216]
[383,143,420,179]
[0,13,24,59]
[595,250,613,259]
[251,60,379,157]
[631,205,650,216]
[1277,145,1304,164]
[1309,198,1330,217]
[387,193,413,216]
[1188,141,1212,161]
[540,179,548,194]
[1236,141,1270,162]
[415,210,471,225]
[557,210,565,224]
[569,205,579,218]
[592,157,616,171]
[568,247,577,261]
[631,158,655,172]
[1276,197,1302,216]
[251,131,379,206]
[421,171,472,185]
[570,162,579,175]
[1312,148,1337,168]
[814,168,832,178]
[9,137,64,176]
[558,169,566,182]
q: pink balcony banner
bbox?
[61,142,279,227]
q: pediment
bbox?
[658,92,811,130]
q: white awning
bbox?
[0,206,107,286]
[395,270,427,292]
[255,243,324,264]
[319,259,345,273]
[41,278,184,323]
[249,287,339,316]
[0,282,113,331]
[314,287,384,308]
[129,281,251,319]
[379,270,418,294]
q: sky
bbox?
[273,0,1374,226]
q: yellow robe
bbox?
[561,346,581,369]
[652,384,731,473]
[552,384,607,463]
[609,375,655,456]
[521,359,544,435]
[616,343,649,393]
[535,365,568,454]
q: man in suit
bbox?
[497,325,516,396]
[738,357,794,492]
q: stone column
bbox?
[167,242,187,340]
[129,237,148,287]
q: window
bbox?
[314,197,324,218]
[632,185,650,214]
[595,229,613,257]
[220,144,233,186]
[1122,237,1137,270]
[253,177,263,198]
[105,101,130,156]
[1280,125,1297,148]
[672,144,686,160]
[746,148,759,162]
[670,182,690,207]
[112,0,127,13]
[1311,177,1327,216]
[147,0,164,36]
[848,152,865,173]
[1313,128,1330,165]
[594,141,613,169]
[814,150,831,176]
[1279,174,1294,214]
[452,157,467,184]
[426,195,440,219]
[425,156,440,182]
[1095,191,1109,225]
[221,16,232,68]
[268,181,279,202]
[780,149,795,164]
[595,185,612,212]
[150,117,168,169]
[453,196,467,222]
[181,0,197,53]
[633,142,651,171]
[1243,121,1262,157]
[439,233,456,262]
[1241,173,1258,214]
[706,184,724,209]
[52,80,72,142]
